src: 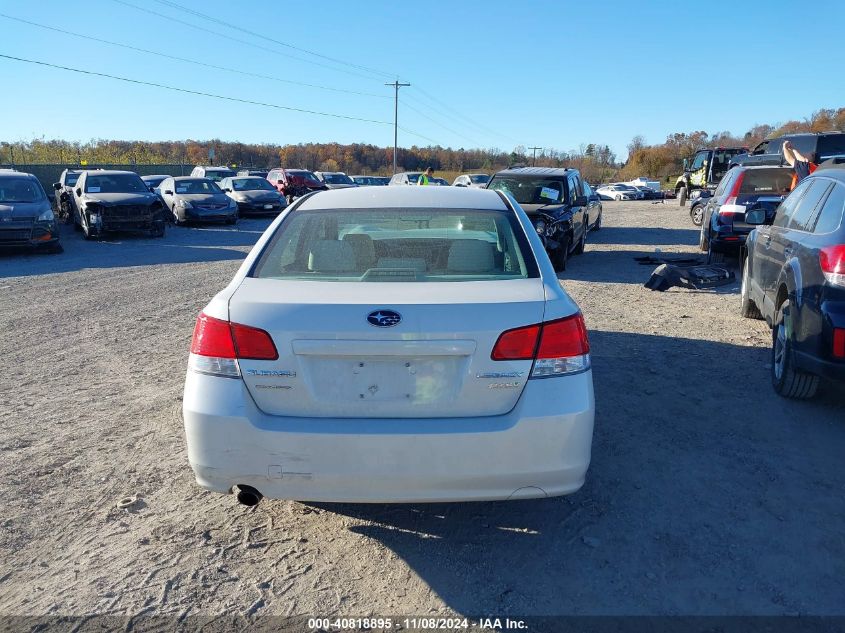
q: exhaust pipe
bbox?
[235,485,263,507]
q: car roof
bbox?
[81,170,138,176]
[172,176,214,181]
[142,174,171,179]
[492,167,575,177]
[297,184,508,211]
[810,167,845,183]
[0,169,37,179]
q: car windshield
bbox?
[174,179,222,194]
[65,172,80,186]
[0,177,44,203]
[470,175,490,184]
[252,207,537,282]
[231,178,274,191]
[407,174,421,183]
[738,169,793,195]
[85,173,147,194]
[488,177,566,204]
[323,173,354,185]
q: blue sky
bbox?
[1,0,844,160]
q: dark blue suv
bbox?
[741,168,845,399]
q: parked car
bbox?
[182,186,595,505]
[388,172,423,186]
[52,168,84,223]
[266,168,328,205]
[141,174,170,192]
[219,176,284,215]
[158,176,238,225]
[237,169,269,179]
[596,184,638,201]
[352,175,391,186]
[314,171,357,190]
[0,169,62,253]
[371,176,390,186]
[732,132,845,168]
[453,173,490,188]
[190,165,236,183]
[698,166,793,262]
[633,186,662,200]
[741,168,845,399]
[487,167,590,271]
[70,170,167,238]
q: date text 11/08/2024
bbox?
[307,617,528,630]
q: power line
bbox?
[152,0,396,81]
[411,85,521,146]
[110,0,382,82]
[397,125,442,147]
[0,13,390,99]
[400,100,483,148]
[0,53,392,125]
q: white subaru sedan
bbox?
[183,186,594,505]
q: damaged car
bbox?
[487,167,589,271]
[70,170,167,239]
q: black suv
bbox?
[698,166,793,262]
[70,170,167,239]
[732,132,845,168]
[741,168,845,399]
[487,167,597,271]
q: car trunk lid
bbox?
[229,277,547,418]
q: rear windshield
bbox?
[204,170,235,181]
[817,135,845,159]
[739,169,793,195]
[323,173,354,185]
[0,177,45,203]
[65,172,80,186]
[252,207,538,282]
[231,178,274,191]
[470,175,490,184]
[488,177,567,204]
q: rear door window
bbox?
[812,182,845,234]
[787,179,831,231]
[773,179,813,228]
[714,170,737,200]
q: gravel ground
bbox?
[1,201,844,618]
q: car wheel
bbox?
[82,220,95,240]
[574,223,586,255]
[707,242,725,264]
[678,187,687,207]
[740,258,762,319]
[690,204,704,226]
[771,300,819,399]
[172,206,185,225]
[552,236,570,272]
[592,212,602,231]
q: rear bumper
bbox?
[185,208,238,221]
[182,370,595,503]
[235,201,282,214]
[795,300,845,383]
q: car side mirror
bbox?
[75,188,82,196]
[574,195,588,206]
[164,190,173,195]
[53,182,61,190]
[745,207,767,225]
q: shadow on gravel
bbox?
[315,331,845,616]
[590,226,701,247]
[0,218,272,278]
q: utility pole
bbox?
[385,80,411,174]
[529,147,542,166]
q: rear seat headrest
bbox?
[447,240,494,273]
[308,240,356,273]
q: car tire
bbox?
[707,242,725,264]
[552,237,570,272]
[771,300,819,399]
[678,187,687,207]
[574,223,586,255]
[699,224,709,252]
[740,258,763,319]
[172,207,185,226]
[82,221,95,240]
[690,204,704,226]
[592,212,602,231]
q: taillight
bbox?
[833,329,845,359]
[188,312,278,378]
[724,171,745,206]
[820,245,845,287]
[491,313,591,377]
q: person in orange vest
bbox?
[417,166,434,185]
[783,141,817,190]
